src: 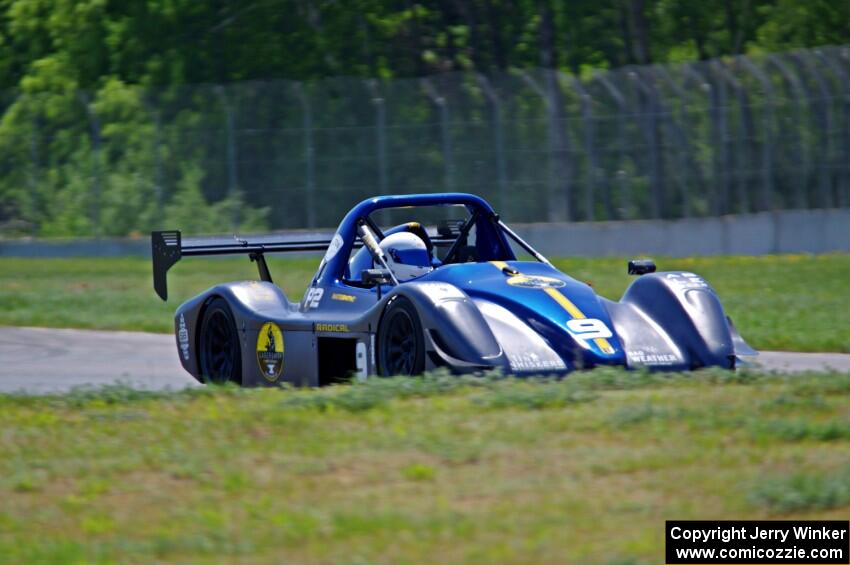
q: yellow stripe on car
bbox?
[490,261,616,354]
[542,287,585,319]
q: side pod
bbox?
[398,283,507,371]
[620,272,749,369]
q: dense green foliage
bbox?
[0,1,847,236]
[1,0,846,87]
[2,369,850,562]
[1,253,848,351]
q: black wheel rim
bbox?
[383,310,417,375]
[201,309,236,383]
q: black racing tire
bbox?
[377,297,426,377]
[198,297,242,385]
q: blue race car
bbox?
[152,192,756,386]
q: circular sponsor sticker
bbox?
[506,275,566,289]
[256,322,284,382]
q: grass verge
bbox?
[1,253,848,351]
[1,369,850,563]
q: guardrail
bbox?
[3,210,848,258]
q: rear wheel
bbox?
[377,297,425,376]
[199,297,242,385]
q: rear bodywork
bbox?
[154,193,756,387]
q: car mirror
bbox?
[628,259,656,275]
[361,268,393,286]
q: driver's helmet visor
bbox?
[388,247,430,266]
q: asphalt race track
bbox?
[1,326,849,394]
[0,326,199,394]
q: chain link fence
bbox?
[1,45,848,236]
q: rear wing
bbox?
[152,230,332,301]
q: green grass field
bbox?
[1,254,848,351]
[2,369,850,563]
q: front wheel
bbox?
[198,297,242,385]
[377,297,426,376]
